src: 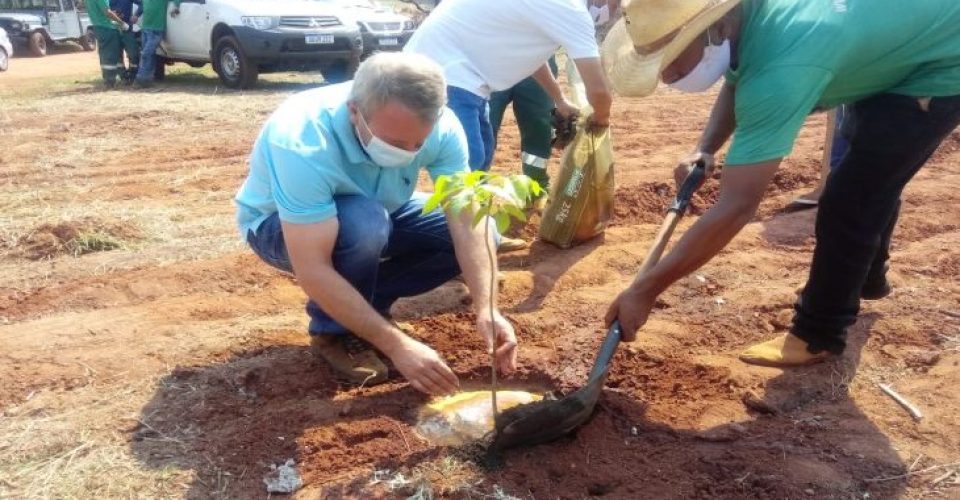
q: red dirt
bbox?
[2,65,958,499]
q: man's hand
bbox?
[131,15,139,24]
[554,98,579,121]
[477,310,518,374]
[551,108,579,150]
[604,284,657,341]
[675,151,716,189]
[388,337,460,395]
[585,112,610,133]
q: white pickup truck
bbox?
[156,0,363,88]
[0,0,97,57]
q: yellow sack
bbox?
[538,126,615,248]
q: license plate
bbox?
[305,34,334,44]
[379,37,399,46]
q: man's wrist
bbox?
[631,275,665,299]
[371,323,410,358]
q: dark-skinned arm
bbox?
[606,158,781,339]
[281,218,460,395]
[675,81,737,186]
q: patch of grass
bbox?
[0,380,192,499]
[14,218,143,260]
[368,454,527,499]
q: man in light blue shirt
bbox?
[235,53,518,395]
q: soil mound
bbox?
[14,218,143,260]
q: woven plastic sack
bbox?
[538,126,615,248]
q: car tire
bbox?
[80,30,97,51]
[28,31,47,57]
[0,47,8,72]
[154,56,166,81]
[321,56,359,84]
[213,35,258,89]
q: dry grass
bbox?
[0,378,192,499]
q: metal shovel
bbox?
[490,161,708,453]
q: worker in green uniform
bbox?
[134,0,180,88]
[85,0,126,88]
[602,0,960,367]
[489,57,559,195]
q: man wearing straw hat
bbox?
[602,0,960,367]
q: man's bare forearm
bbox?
[296,266,408,354]
[447,210,496,314]
[532,63,566,104]
[633,197,756,297]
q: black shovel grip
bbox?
[670,160,707,214]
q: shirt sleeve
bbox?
[538,0,599,60]
[425,109,470,181]
[260,137,338,224]
[726,66,834,166]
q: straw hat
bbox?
[601,0,741,96]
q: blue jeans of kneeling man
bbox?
[246,193,481,337]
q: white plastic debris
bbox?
[263,459,303,494]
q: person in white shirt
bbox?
[405,0,613,174]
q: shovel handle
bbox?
[636,161,707,277]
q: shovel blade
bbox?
[491,367,610,451]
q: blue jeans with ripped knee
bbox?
[246,194,468,336]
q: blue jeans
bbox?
[447,85,495,171]
[246,194,464,336]
[135,29,163,83]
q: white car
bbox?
[156,0,363,89]
[0,26,11,71]
[329,0,415,58]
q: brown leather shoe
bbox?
[310,334,389,386]
[498,236,529,253]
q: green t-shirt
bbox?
[141,0,180,31]
[85,0,114,28]
[725,0,960,165]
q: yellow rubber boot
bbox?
[739,333,832,367]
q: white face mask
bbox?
[668,38,731,93]
[356,112,419,168]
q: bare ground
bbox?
[1,51,958,499]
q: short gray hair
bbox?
[349,52,447,125]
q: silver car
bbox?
[0,27,11,72]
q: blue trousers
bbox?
[447,85,495,171]
[135,29,163,83]
[246,194,463,336]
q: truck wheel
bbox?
[28,31,47,57]
[154,56,166,81]
[0,47,8,72]
[213,35,258,89]
[322,56,359,84]
[80,30,97,51]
